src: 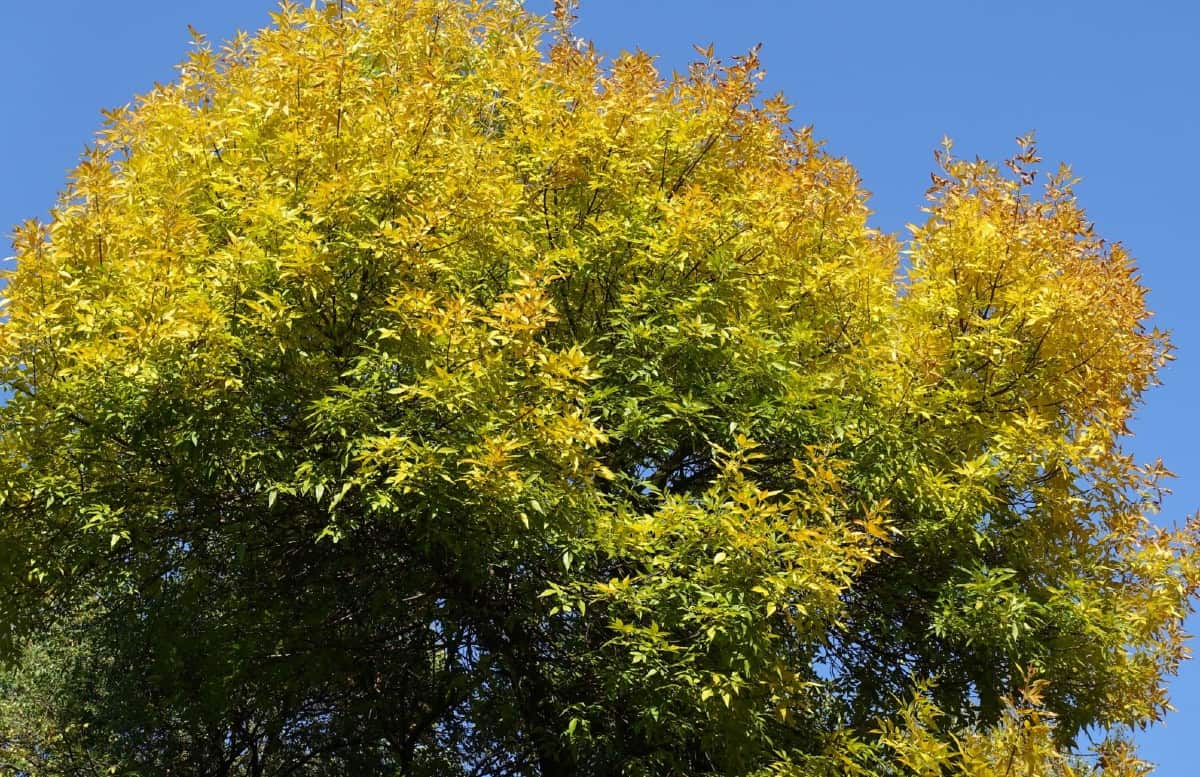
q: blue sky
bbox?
[2,0,1197,770]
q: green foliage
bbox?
[0,1,1195,775]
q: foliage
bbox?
[0,1,1196,774]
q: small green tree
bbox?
[0,1,1195,774]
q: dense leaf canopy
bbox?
[0,1,1196,775]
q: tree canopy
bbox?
[0,1,1196,775]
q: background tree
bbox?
[0,1,1196,775]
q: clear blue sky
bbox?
[2,0,1197,770]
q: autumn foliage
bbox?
[0,1,1196,775]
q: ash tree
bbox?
[0,1,1196,775]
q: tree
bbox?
[0,1,1195,774]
